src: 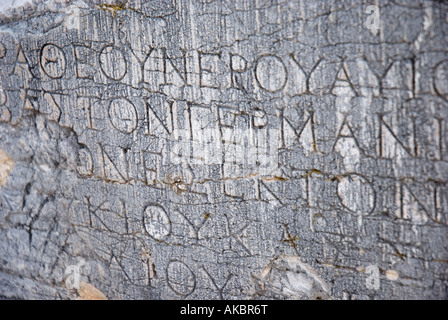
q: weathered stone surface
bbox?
[0,0,447,300]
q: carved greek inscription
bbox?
[229,53,248,91]
[99,46,127,81]
[378,114,413,159]
[42,92,62,123]
[77,96,100,130]
[198,50,223,89]
[40,43,66,79]
[166,260,196,297]
[201,267,233,300]
[73,44,95,80]
[143,204,171,240]
[77,145,93,177]
[337,174,376,215]
[108,98,138,134]
[254,54,287,93]
[2,6,447,301]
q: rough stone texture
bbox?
[0,0,447,300]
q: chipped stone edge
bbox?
[0,0,92,24]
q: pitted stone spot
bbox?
[0,148,14,187]
[0,89,6,105]
[253,255,332,300]
[77,282,107,300]
[0,43,5,58]
[385,270,399,281]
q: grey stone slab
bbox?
[0,0,447,300]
